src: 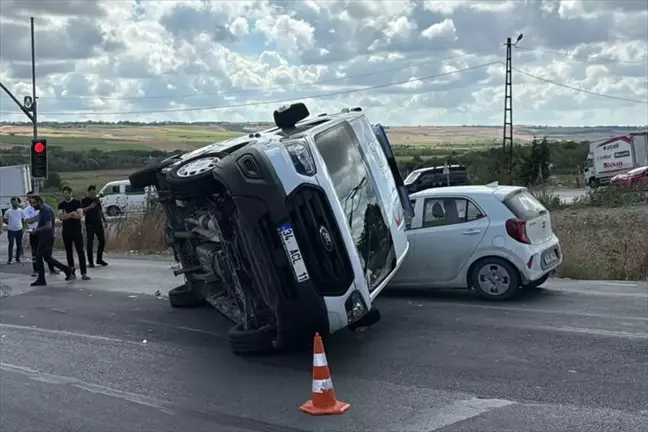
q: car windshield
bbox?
[313,122,396,291]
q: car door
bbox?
[414,197,489,283]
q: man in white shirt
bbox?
[23,191,60,277]
[3,197,25,264]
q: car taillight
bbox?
[506,218,531,244]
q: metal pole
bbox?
[502,38,514,181]
[31,16,40,194]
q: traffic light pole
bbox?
[0,17,40,193]
[31,17,38,142]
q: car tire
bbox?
[470,257,520,301]
[168,284,205,308]
[165,155,221,200]
[228,322,277,356]
[129,157,179,190]
[524,273,550,289]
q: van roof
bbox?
[104,180,130,186]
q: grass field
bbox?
[59,169,134,192]
[2,124,643,152]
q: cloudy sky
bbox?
[0,0,646,126]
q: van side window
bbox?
[103,185,120,195]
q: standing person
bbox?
[23,191,60,277]
[58,186,90,280]
[81,185,108,267]
[28,195,71,286]
[3,197,25,264]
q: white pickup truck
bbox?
[584,132,648,188]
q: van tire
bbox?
[228,322,277,356]
[105,206,121,217]
[588,178,599,189]
[168,284,205,308]
[470,257,520,301]
[166,155,221,200]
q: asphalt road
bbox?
[0,252,646,432]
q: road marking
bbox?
[136,319,224,338]
[404,397,515,431]
[531,325,648,340]
[0,362,173,414]
[425,302,648,321]
[0,323,139,344]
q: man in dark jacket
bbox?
[81,185,108,267]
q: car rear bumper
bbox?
[517,237,562,284]
[210,147,358,346]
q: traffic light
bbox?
[31,139,48,178]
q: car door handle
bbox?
[462,229,481,235]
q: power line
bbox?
[516,47,646,65]
[5,61,500,117]
[511,65,648,104]
[36,49,498,101]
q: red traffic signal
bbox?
[31,139,48,178]
[34,141,45,153]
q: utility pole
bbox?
[503,33,523,181]
[0,17,40,193]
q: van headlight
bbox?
[284,141,316,176]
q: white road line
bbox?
[427,302,648,321]
[531,325,648,340]
[404,397,515,432]
[0,323,139,344]
[0,362,173,414]
[136,319,224,338]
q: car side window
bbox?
[422,198,471,228]
[466,201,484,221]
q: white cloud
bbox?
[0,0,646,127]
[421,19,457,40]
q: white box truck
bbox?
[0,164,32,215]
[584,132,648,188]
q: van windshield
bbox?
[313,123,396,291]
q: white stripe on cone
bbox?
[312,378,334,394]
[313,353,328,367]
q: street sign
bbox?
[23,96,33,111]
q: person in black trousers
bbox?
[27,195,71,286]
[58,186,90,280]
[24,191,60,277]
[81,185,108,267]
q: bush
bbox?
[552,206,648,281]
[53,206,168,255]
[584,187,647,208]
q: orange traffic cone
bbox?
[299,333,350,416]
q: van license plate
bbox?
[279,224,310,283]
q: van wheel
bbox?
[166,155,221,200]
[470,257,520,301]
[168,284,205,308]
[588,178,599,189]
[228,322,277,356]
[105,206,121,217]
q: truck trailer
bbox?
[584,132,648,188]
[0,164,32,215]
